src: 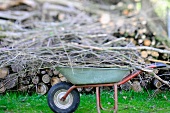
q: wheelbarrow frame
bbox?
[49,63,166,113]
[60,69,145,113]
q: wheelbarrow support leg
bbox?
[114,83,118,113]
[96,87,101,113]
[97,87,104,110]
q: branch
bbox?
[71,43,170,54]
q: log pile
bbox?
[114,17,169,62]
[0,67,68,94]
[0,0,169,94]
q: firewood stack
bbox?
[0,0,169,94]
[112,17,167,62]
[0,67,68,94]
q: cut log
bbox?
[60,76,67,82]
[129,38,137,45]
[0,68,9,79]
[141,35,146,40]
[18,84,34,92]
[19,77,30,85]
[0,0,21,10]
[32,76,39,84]
[151,38,156,46]
[21,0,38,8]
[151,51,159,57]
[36,83,48,95]
[41,70,46,75]
[100,13,111,25]
[18,84,29,92]
[141,51,148,58]
[42,74,50,84]
[147,50,152,55]
[58,13,65,21]
[153,79,162,88]
[153,69,159,74]
[47,69,53,76]
[102,86,111,91]
[127,4,134,10]
[58,73,64,78]
[144,39,151,46]
[122,9,129,15]
[0,0,37,10]
[138,29,143,35]
[84,87,93,92]
[138,39,144,44]
[53,70,59,76]
[50,77,60,86]
[132,81,143,92]
[4,77,18,89]
[20,73,27,78]
[27,71,36,76]
[162,53,168,60]
[0,82,6,93]
[77,88,83,92]
[120,81,132,91]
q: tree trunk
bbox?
[140,0,170,46]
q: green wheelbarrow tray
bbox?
[56,66,130,85]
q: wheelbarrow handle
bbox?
[118,62,166,85]
[149,62,166,68]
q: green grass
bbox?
[0,90,170,113]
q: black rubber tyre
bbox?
[47,82,80,113]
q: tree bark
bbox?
[140,0,170,46]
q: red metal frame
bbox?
[60,65,157,113]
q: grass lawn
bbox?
[0,90,169,113]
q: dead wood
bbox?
[120,81,132,91]
[0,0,169,94]
[0,82,6,93]
[42,74,50,84]
[132,81,143,92]
[0,11,38,21]
[50,77,60,86]
[32,76,39,84]
[148,58,170,64]
[0,0,37,10]
[0,68,9,79]
[36,82,48,95]
[84,87,93,92]
[60,76,67,82]
[4,76,18,89]
[71,43,170,54]
[151,72,170,88]
[153,78,162,89]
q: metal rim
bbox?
[53,89,73,109]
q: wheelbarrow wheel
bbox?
[47,82,80,113]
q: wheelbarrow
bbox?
[47,63,166,113]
